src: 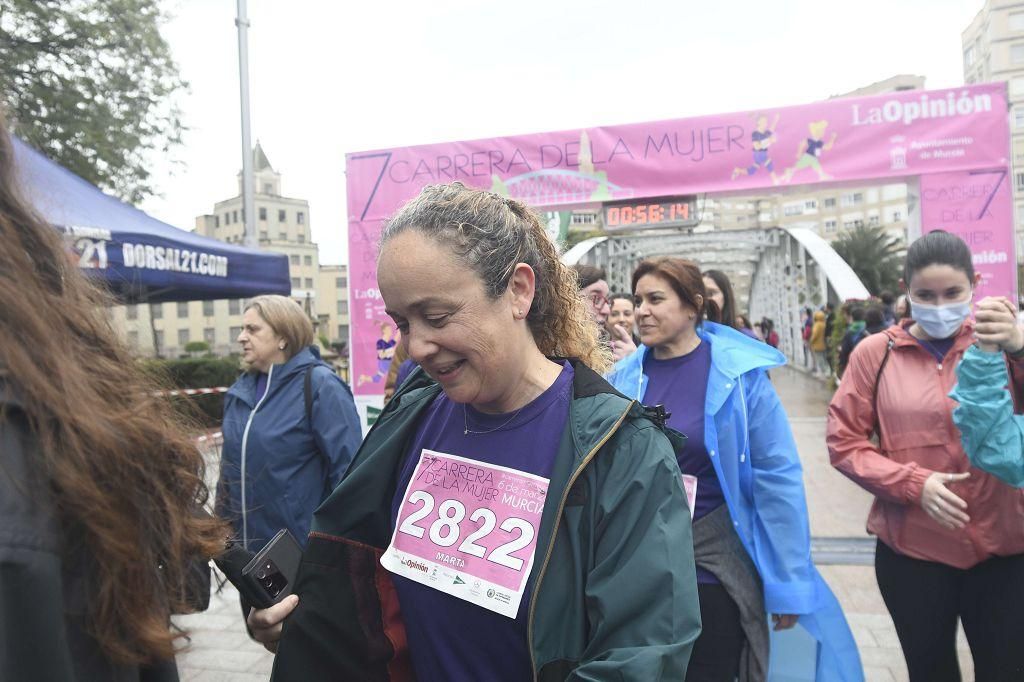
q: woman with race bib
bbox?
[247,183,702,680]
[608,257,862,682]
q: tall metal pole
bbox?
[236,0,256,248]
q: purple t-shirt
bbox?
[913,336,956,363]
[642,341,726,584]
[389,362,574,682]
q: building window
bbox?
[1015,107,1024,129]
[338,325,346,339]
[126,304,138,320]
[1012,13,1024,32]
[224,212,230,225]
[128,330,139,347]
[291,277,301,288]
[177,301,189,318]
[175,329,188,347]
[964,45,977,68]
[1013,44,1024,64]
[297,211,305,224]
[336,276,347,288]
[571,213,597,225]
[203,300,214,316]
[155,330,164,348]
[259,207,267,221]
[825,220,837,232]
[804,200,817,210]
[783,204,802,216]
[279,231,287,240]
[304,277,314,288]
[233,210,239,223]
[279,209,286,222]
[229,299,241,315]
[152,303,163,320]
[203,327,215,344]
[260,230,268,240]
[297,233,305,244]
[337,300,348,314]
[868,215,880,226]
[304,255,312,266]
[824,197,836,208]
[214,216,220,228]
[230,326,242,340]
[290,254,300,265]
[263,183,273,194]
[843,219,865,230]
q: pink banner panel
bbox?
[921,171,1017,306]
[348,83,1010,395]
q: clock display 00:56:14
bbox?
[604,201,691,228]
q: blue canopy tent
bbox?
[12,136,290,303]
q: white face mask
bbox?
[909,294,972,339]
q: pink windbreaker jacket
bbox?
[827,320,1024,568]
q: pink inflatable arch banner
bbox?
[346,83,1013,398]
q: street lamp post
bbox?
[235,0,256,249]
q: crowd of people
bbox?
[4,113,1024,682]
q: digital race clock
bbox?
[602,197,699,231]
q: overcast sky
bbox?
[140,0,982,264]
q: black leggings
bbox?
[684,583,744,682]
[875,540,1024,682]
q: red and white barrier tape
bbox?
[195,431,223,444]
[153,386,230,398]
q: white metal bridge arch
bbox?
[562,228,869,366]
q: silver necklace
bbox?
[463,403,526,436]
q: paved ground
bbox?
[776,367,973,682]
[176,366,974,681]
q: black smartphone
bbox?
[238,528,302,609]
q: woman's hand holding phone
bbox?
[247,594,299,654]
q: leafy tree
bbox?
[0,0,186,202]
[184,340,210,357]
[831,224,903,296]
[141,356,241,426]
[564,228,604,251]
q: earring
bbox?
[517,309,524,318]
[278,343,286,350]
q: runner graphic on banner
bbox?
[382,449,548,619]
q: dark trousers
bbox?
[875,540,1024,682]
[684,583,744,682]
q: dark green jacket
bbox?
[271,360,701,681]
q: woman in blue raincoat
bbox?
[608,257,862,682]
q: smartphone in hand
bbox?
[239,528,302,609]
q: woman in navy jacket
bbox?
[216,295,361,559]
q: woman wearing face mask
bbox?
[827,231,1024,681]
[610,258,862,682]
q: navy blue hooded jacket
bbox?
[216,346,361,552]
